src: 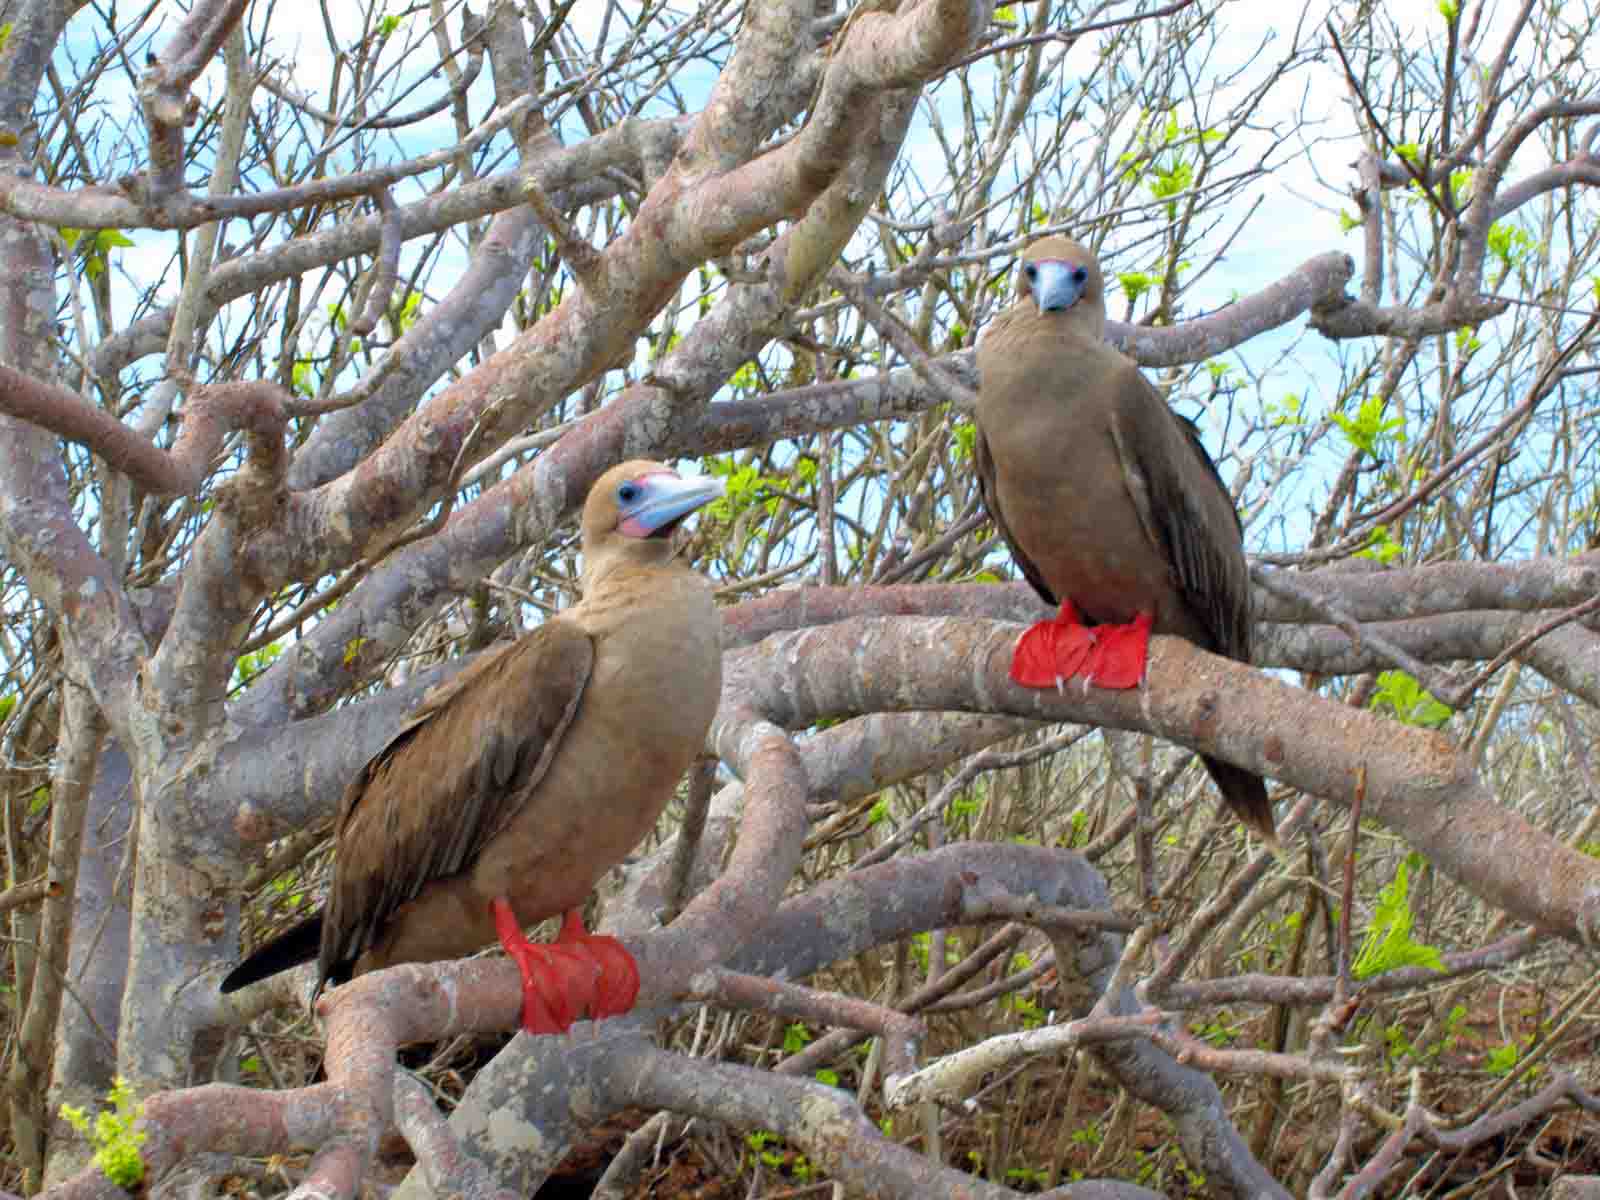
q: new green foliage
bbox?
[1353,853,1445,979]
[60,1078,147,1190]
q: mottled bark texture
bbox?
[7,0,1600,1197]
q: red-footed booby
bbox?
[974,236,1276,846]
[222,461,725,1032]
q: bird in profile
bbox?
[221,460,726,1033]
[974,235,1277,847]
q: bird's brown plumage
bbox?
[222,461,723,1005]
[974,235,1275,845]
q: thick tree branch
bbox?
[185,843,1266,1200]
[0,217,148,738]
[88,127,683,377]
[725,615,1600,946]
[1,96,538,231]
[221,554,1600,844]
[0,370,288,497]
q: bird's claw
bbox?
[1011,605,1151,692]
[493,901,641,1036]
[1081,612,1152,689]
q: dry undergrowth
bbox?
[79,708,1595,1199]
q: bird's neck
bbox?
[1042,306,1105,341]
[580,545,674,595]
[577,556,710,639]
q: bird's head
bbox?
[1016,235,1105,336]
[580,460,723,567]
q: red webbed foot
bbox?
[550,908,640,1021]
[1082,611,1152,689]
[1011,600,1094,688]
[1010,603,1153,691]
[492,899,641,1035]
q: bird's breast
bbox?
[468,576,722,919]
[980,385,1176,625]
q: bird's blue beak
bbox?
[617,471,724,540]
[1030,259,1089,313]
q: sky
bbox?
[81,0,1542,317]
[84,1,1376,342]
[19,0,1595,692]
[52,0,1575,554]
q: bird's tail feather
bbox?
[1201,755,1280,853]
[219,914,323,993]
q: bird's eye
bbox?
[1023,263,1038,280]
[617,482,641,504]
[1071,266,1088,284]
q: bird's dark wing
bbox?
[1108,370,1275,843]
[974,421,1058,608]
[1107,369,1252,661]
[319,622,594,986]
[219,913,324,993]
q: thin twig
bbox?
[1334,765,1365,1011]
[1445,591,1600,706]
[1251,564,1462,705]
[0,875,61,914]
[663,757,717,923]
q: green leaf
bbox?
[1353,854,1446,979]
[61,1077,147,1189]
[1486,222,1534,281]
[391,289,423,332]
[1118,271,1155,304]
[1485,1042,1519,1075]
[947,790,981,820]
[951,418,977,460]
[1355,523,1403,564]
[1370,670,1453,728]
[233,640,285,689]
[1266,393,1302,428]
[1149,160,1194,207]
[1330,394,1404,457]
